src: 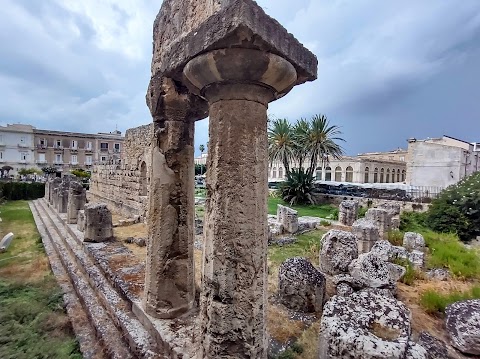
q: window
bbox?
[20,136,25,143]
[364,167,369,183]
[101,156,107,162]
[38,153,46,163]
[86,141,92,150]
[100,142,109,150]
[374,168,379,183]
[114,143,120,152]
[272,167,277,178]
[325,167,332,181]
[278,167,283,179]
[397,169,401,182]
[0,151,3,160]
[346,166,354,182]
[335,166,342,182]
[380,168,385,183]
[20,152,27,161]
[85,155,92,165]
[71,140,78,149]
[316,167,322,180]
[400,156,405,162]
[55,154,62,163]
[56,140,62,148]
[71,155,78,164]
[386,169,391,183]
[402,170,406,182]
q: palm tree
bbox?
[199,144,205,175]
[268,118,295,175]
[303,114,345,177]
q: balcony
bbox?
[0,159,5,163]
[18,143,29,148]
[53,161,64,165]
[36,160,48,164]
[84,162,93,166]
[70,161,79,166]
[100,148,109,152]
[36,144,47,150]
[0,142,6,147]
[113,148,121,153]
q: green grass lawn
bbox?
[267,197,337,218]
[268,230,326,267]
[0,201,81,359]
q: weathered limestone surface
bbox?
[352,218,380,254]
[278,257,326,313]
[67,182,86,224]
[338,200,359,226]
[77,210,85,232]
[143,115,196,319]
[417,332,451,359]
[277,204,299,234]
[445,299,480,355]
[83,203,114,242]
[319,289,412,359]
[319,230,358,275]
[88,124,153,221]
[145,0,317,357]
[403,232,426,252]
[365,208,391,238]
[348,253,405,290]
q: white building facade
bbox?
[0,124,35,176]
[406,136,479,188]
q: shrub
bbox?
[280,168,315,206]
[392,258,420,285]
[420,286,480,315]
[387,230,404,246]
[330,208,339,220]
[426,172,480,241]
[0,182,45,200]
[320,220,331,227]
[70,169,91,179]
[358,206,368,218]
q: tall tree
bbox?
[268,118,295,175]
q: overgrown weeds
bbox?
[420,286,480,315]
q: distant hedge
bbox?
[0,182,45,200]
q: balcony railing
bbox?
[100,148,109,152]
[36,144,47,150]
[18,143,29,148]
[54,161,64,165]
[36,160,48,164]
[70,161,79,165]
[0,142,6,147]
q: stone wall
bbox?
[87,124,153,221]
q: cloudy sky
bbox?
[1,0,479,155]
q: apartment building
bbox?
[33,129,124,172]
[0,124,35,176]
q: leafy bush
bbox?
[0,182,45,200]
[392,258,420,285]
[420,286,480,315]
[387,230,404,246]
[320,220,331,227]
[358,206,368,218]
[70,169,91,179]
[280,168,315,205]
[330,208,339,220]
[426,172,480,242]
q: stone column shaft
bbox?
[199,85,270,358]
[143,117,196,319]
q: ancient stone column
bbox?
[184,48,297,358]
[67,182,86,224]
[143,78,199,319]
[83,203,114,242]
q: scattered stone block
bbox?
[408,250,425,270]
[278,257,326,313]
[352,218,380,254]
[445,299,480,355]
[319,289,412,359]
[405,341,428,359]
[338,200,359,226]
[336,282,354,297]
[418,332,451,359]
[0,232,14,253]
[277,204,298,234]
[298,216,322,232]
[319,230,358,275]
[426,268,450,281]
[348,253,405,290]
[365,208,392,238]
[403,232,425,252]
[83,203,114,243]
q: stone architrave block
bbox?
[277,204,298,234]
[352,218,380,254]
[84,203,114,242]
[319,230,358,275]
[338,200,359,226]
[0,232,14,252]
[365,208,392,238]
[278,257,326,313]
